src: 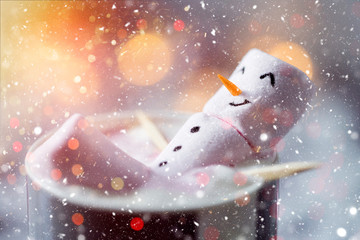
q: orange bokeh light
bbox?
[244,35,283,56]
[72,213,84,226]
[117,29,128,39]
[117,33,172,86]
[7,174,17,185]
[235,192,251,207]
[175,68,222,112]
[51,169,62,181]
[269,41,313,80]
[77,118,89,130]
[71,164,84,176]
[67,137,80,150]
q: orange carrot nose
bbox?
[217,74,242,96]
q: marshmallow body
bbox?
[151,113,268,178]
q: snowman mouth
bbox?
[229,99,251,107]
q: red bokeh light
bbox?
[262,108,277,124]
[196,172,210,187]
[136,19,148,30]
[270,235,284,240]
[290,13,305,28]
[174,19,185,31]
[117,29,128,39]
[77,118,89,130]
[235,193,251,207]
[204,226,220,240]
[7,174,17,185]
[51,168,62,181]
[13,141,23,152]
[10,117,20,129]
[68,137,80,150]
[233,171,247,186]
[72,213,84,226]
[130,217,144,231]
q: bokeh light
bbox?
[12,141,23,152]
[204,226,220,240]
[173,20,185,32]
[51,169,62,181]
[9,117,20,129]
[130,217,144,231]
[117,33,173,86]
[235,192,251,207]
[233,171,247,186]
[136,19,148,30]
[245,35,282,56]
[117,29,128,39]
[269,235,284,240]
[71,164,84,176]
[7,174,17,185]
[175,68,221,112]
[72,213,84,226]
[67,138,80,150]
[111,177,124,191]
[336,227,347,238]
[196,172,210,187]
[1,1,360,239]
[269,41,313,80]
[290,14,305,29]
[77,118,89,130]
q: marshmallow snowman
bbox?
[29,49,314,193]
[152,49,314,179]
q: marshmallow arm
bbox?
[28,114,151,192]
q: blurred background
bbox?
[1,0,359,239]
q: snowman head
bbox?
[203,48,314,153]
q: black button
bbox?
[159,161,167,167]
[173,146,182,152]
[190,126,200,133]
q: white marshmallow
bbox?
[151,112,258,178]
[29,114,150,192]
[203,49,314,153]
[29,49,314,193]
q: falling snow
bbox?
[1,1,360,240]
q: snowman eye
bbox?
[260,72,275,87]
[159,161,168,167]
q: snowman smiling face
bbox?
[203,48,314,150]
[228,71,276,107]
